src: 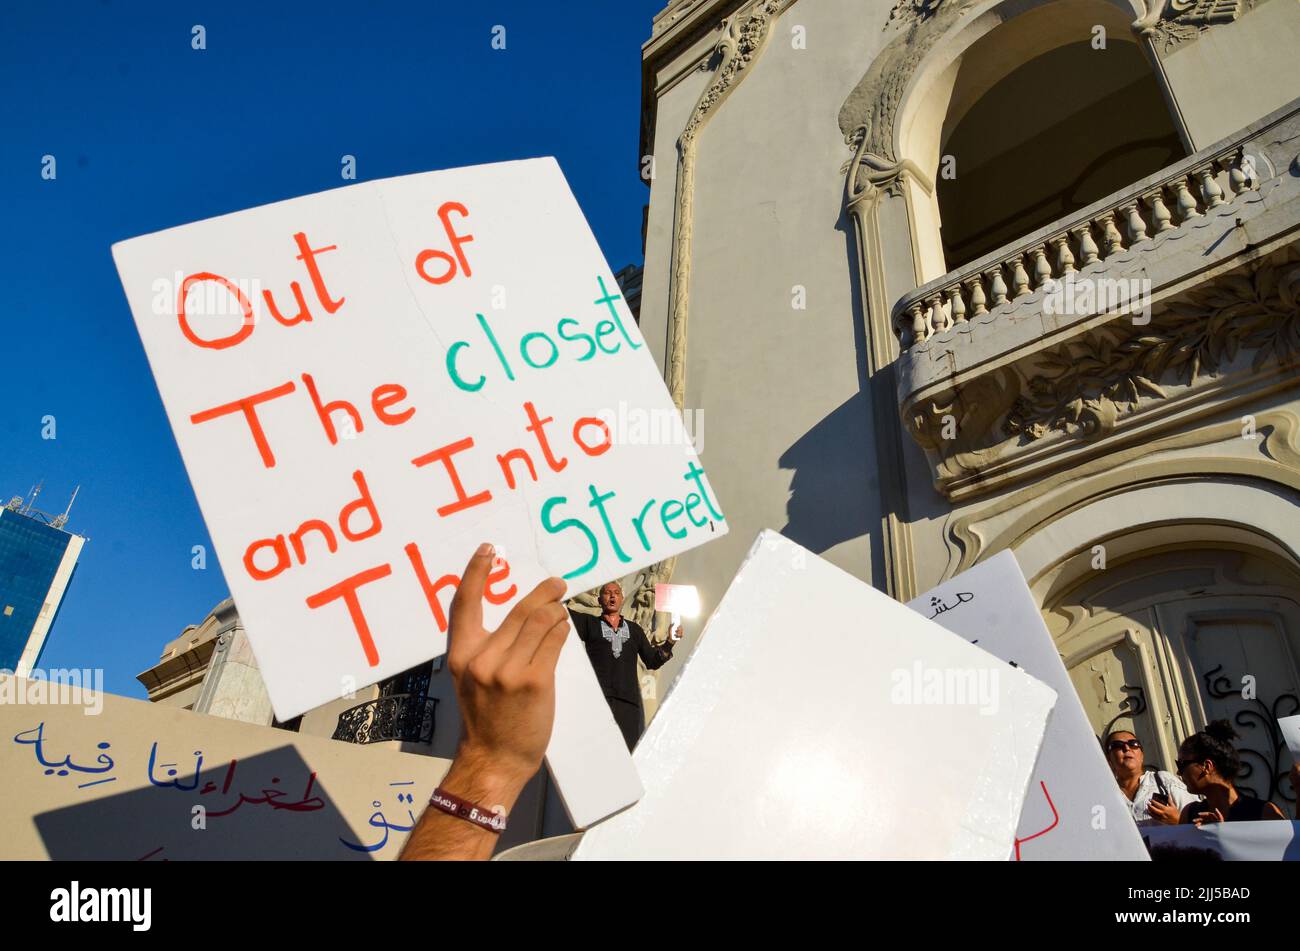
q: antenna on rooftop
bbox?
[24,480,44,516]
[51,486,80,530]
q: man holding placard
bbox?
[570,581,680,750]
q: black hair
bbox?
[1101,728,1141,756]
[1179,719,1242,780]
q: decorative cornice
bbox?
[942,407,1300,577]
[905,247,1300,496]
[1006,255,1300,441]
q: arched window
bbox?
[894,0,1190,279]
[937,37,1186,269]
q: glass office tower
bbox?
[0,503,85,674]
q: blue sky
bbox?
[0,0,661,698]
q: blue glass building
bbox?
[0,504,84,673]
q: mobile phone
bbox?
[1151,793,1170,806]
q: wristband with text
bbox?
[428,787,508,834]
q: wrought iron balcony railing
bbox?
[332,693,437,746]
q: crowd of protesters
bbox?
[1105,722,1297,826]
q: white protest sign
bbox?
[654,582,699,633]
[1281,714,1300,759]
[574,531,1057,859]
[907,550,1149,860]
[112,158,727,827]
[1142,822,1300,861]
[0,675,448,859]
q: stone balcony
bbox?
[894,100,1300,501]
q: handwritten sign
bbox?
[112,159,727,826]
[907,551,1149,860]
[574,532,1057,859]
[0,675,453,859]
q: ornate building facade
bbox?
[635,0,1300,814]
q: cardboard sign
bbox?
[0,675,449,859]
[573,532,1057,860]
[907,551,1149,860]
[112,158,727,827]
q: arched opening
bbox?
[1043,543,1300,815]
[937,39,1185,268]
[895,0,1189,278]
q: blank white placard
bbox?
[908,551,1149,860]
[574,531,1057,859]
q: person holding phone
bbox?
[1176,720,1289,823]
[1104,729,1199,826]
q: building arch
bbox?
[844,0,1188,283]
[982,477,1300,811]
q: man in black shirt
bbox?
[569,580,679,751]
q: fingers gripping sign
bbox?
[448,543,571,784]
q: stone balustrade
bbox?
[892,145,1260,350]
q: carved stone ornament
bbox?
[905,248,1300,483]
[1138,0,1257,52]
[840,0,979,203]
[1005,250,1300,441]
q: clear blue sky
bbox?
[0,0,661,698]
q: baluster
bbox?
[1225,150,1250,196]
[1030,246,1052,290]
[1009,256,1031,298]
[966,275,988,318]
[1072,222,1100,267]
[1172,176,1201,221]
[1098,212,1125,256]
[1143,188,1175,234]
[1120,201,1148,244]
[947,286,967,324]
[1196,166,1225,208]
[927,293,948,333]
[1051,234,1075,275]
[906,301,925,347]
[985,265,1009,307]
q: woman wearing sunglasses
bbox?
[1104,729,1199,827]
[1175,720,1289,824]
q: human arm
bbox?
[633,621,674,670]
[399,544,569,861]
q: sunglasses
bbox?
[1107,739,1142,752]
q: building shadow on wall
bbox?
[778,389,876,555]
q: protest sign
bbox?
[1281,714,1300,759]
[0,675,448,859]
[1142,821,1300,860]
[573,531,1057,859]
[907,551,1149,860]
[112,158,727,826]
[654,582,699,632]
